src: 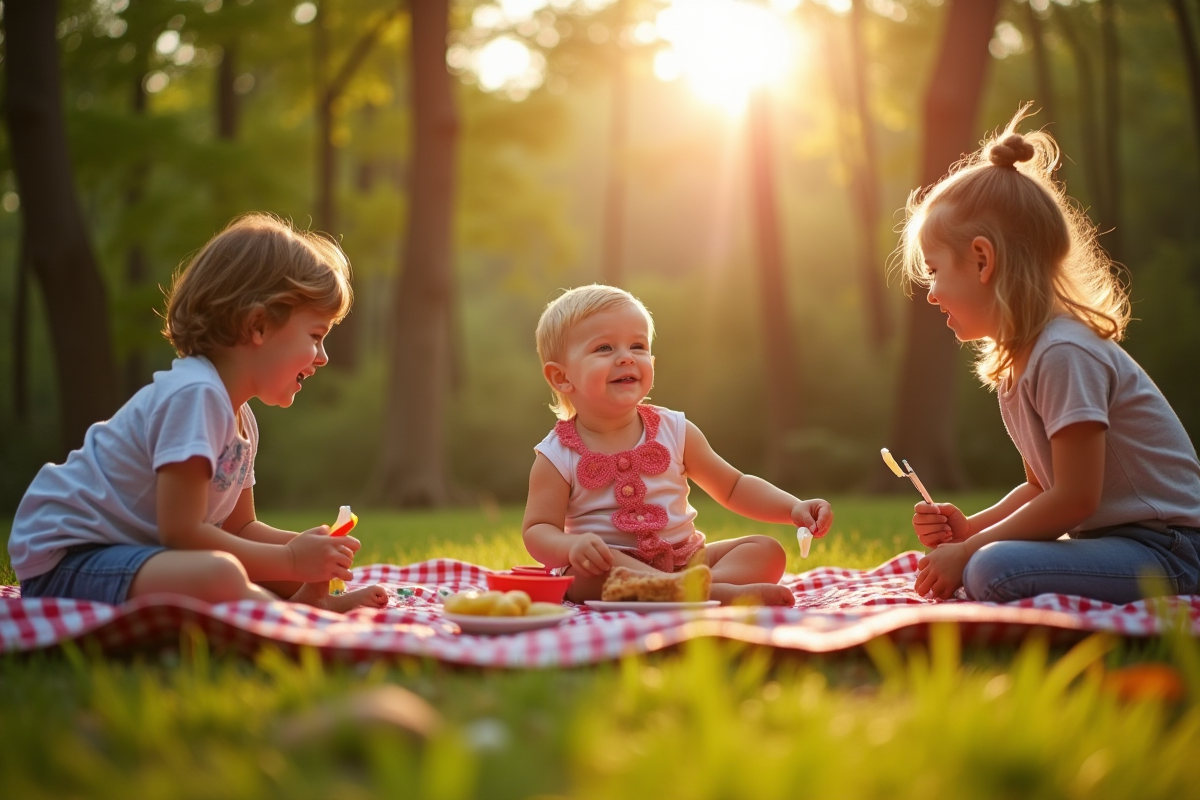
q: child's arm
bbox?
[157,457,354,583]
[915,422,1106,598]
[521,454,614,576]
[683,422,833,536]
[912,468,1043,547]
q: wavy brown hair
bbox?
[163,213,352,357]
[895,106,1130,388]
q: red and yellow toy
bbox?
[328,505,359,596]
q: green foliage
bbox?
[3,0,1200,514]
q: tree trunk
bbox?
[1099,0,1123,264]
[1024,0,1058,130]
[4,0,119,455]
[372,0,458,507]
[12,237,30,422]
[1055,7,1107,242]
[124,74,150,400]
[600,0,629,287]
[847,0,890,349]
[883,0,1000,492]
[316,5,399,370]
[747,88,801,487]
[1169,0,1200,181]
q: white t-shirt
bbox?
[9,356,258,581]
[999,316,1200,533]
[535,406,699,551]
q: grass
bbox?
[3,493,1199,799]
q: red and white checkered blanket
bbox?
[3,552,1197,666]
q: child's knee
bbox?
[961,543,1021,602]
[198,551,253,599]
[748,535,787,575]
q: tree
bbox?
[4,0,119,455]
[600,0,630,287]
[314,1,403,370]
[826,0,891,351]
[1170,0,1200,180]
[372,0,458,506]
[882,0,1000,491]
[747,87,802,486]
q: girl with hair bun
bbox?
[898,106,1200,603]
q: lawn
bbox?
[3,494,1199,799]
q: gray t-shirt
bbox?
[998,316,1200,533]
[8,356,258,581]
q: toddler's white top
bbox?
[999,316,1200,533]
[8,356,258,581]
[535,406,699,552]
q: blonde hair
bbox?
[163,213,352,357]
[535,284,655,419]
[896,105,1130,388]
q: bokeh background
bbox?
[2,0,1199,514]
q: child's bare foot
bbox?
[290,581,390,612]
[710,583,795,607]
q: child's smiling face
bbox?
[551,304,654,419]
[921,232,998,344]
[251,307,335,407]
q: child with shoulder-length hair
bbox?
[899,106,1200,603]
[9,213,388,610]
[522,284,833,606]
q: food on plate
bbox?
[442,589,559,617]
[600,564,712,602]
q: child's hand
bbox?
[286,526,357,582]
[568,534,614,577]
[912,502,970,547]
[791,499,833,537]
[915,542,970,600]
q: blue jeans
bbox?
[962,525,1200,604]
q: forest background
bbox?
[2,0,1199,516]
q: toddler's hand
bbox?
[568,534,613,577]
[286,525,356,582]
[791,499,833,538]
[912,502,970,548]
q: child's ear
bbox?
[543,361,573,394]
[971,236,996,284]
[246,308,269,345]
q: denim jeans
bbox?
[20,544,166,605]
[961,524,1200,604]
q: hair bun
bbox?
[988,134,1036,169]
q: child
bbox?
[522,284,833,606]
[899,108,1200,603]
[8,214,388,611]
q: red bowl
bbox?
[486,571,575,604]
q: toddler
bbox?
[899,108,1200,603]
[9,214,388,610]
[522,284,833,605]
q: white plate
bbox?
[584,600,720,613]
[444,608,576,635]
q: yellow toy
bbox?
[327,505,359,596]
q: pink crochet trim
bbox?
[554,405,702,571]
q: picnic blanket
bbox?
[3,552,1198,666]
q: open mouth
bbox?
[611,376,639,385]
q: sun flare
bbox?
[654,0,799,113]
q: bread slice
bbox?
[600,564,712,602]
